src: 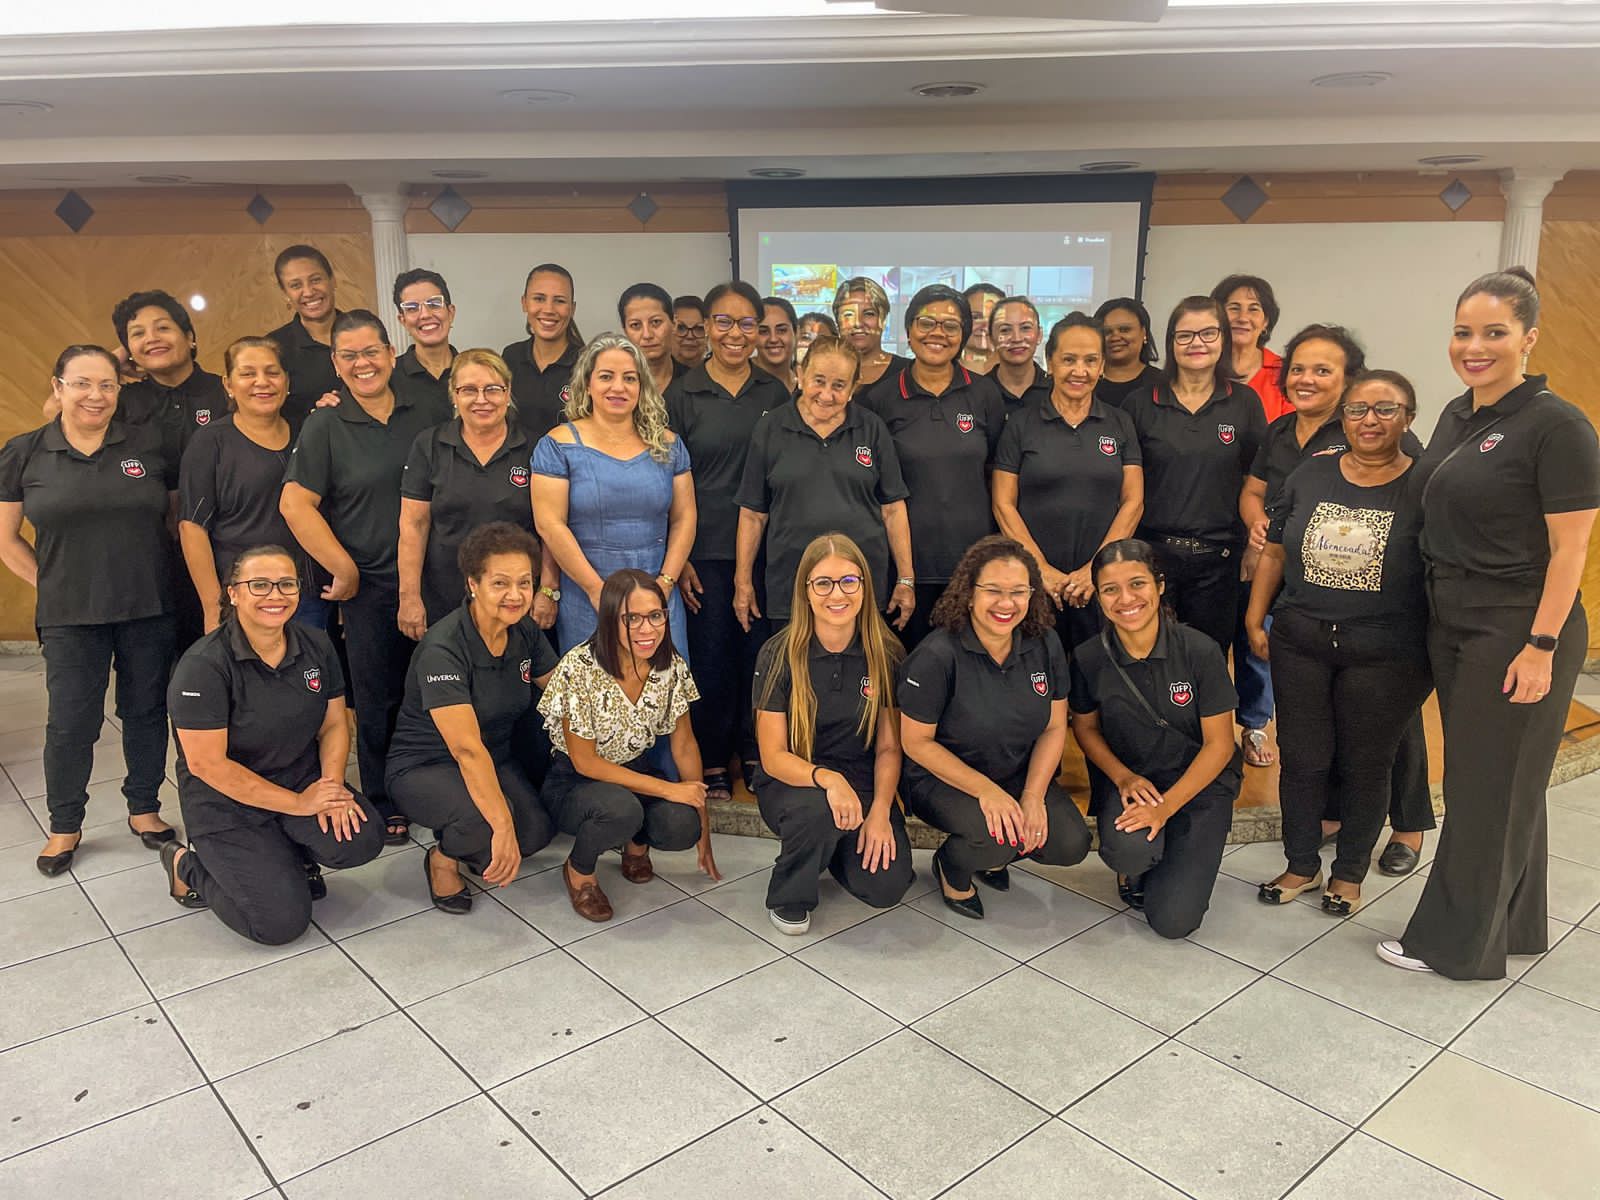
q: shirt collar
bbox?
[684,362,769,403]
[333,388,416,424]
[1154,378,1233,412]
[808,632,864,661]
[1450,373,1549,424]
[1039,395,1110,425]
[782,399,864,441]
[454,601,519,668]
[397,345,456,380]
[1107,619,1171,665]
[515,338,578,375]
[41,417,128,454]
[275,313,343,352]
[437,417,528,459]
[899,363,975,401]
[225,619,307,667]
[958,621,1021,666]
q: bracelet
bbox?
[896,576,915,588]
[811,765,824,788]
[658,573,676,586]
[537,585,561,603]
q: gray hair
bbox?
[562,332,673,463]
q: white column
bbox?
[359,189,412,348]
[1498,170,1564,272]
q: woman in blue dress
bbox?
[531,332,696,659]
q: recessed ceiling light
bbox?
[135,174,190,185]
[0,100,52,117]
[189,294,207,312]
[431,169,489,180]
[499,89,576,107]
[912,81,986,99]
[749,167,806,179]
[1310,72,1391,89]
[1080,161,1141,173]
[1418,154,1484,168]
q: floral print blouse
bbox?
[538,642,699,764]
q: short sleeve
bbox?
[659,655,699,730]
[1249,433,1272,483]
[993,408,1024,474]
[1265,470,1295,545]
[1068,656,1099,715]
[411,638,473,711]
[1112,409,1142,466]
[733,418,773,512]
[1043,629,1071,700]
[0,433,29,503]
[179,427,220,528]
[751,632,793,713]
[897,635,955,725]
[538,650,598,741]
[1536,411,1600,514]
[1237,384,1268,466]
[169,652,232,731]
[872,420,909,504]
[668,433,692,476]
[983,387,1007,461]
[283,410,335,497]
[399,429,437,502]
[298,627,347,702]
[530,434,570,480]
[528,625,560,679]
[1190,631,1239,719]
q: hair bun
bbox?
[1503,265,1537,286]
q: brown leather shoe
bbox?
[564,862,613,922]
[620,845,654,884]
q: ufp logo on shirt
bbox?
[1169,681,1194,707]
[304,668,322,693]
[1217,425,1236,445]
[956,412,975,434]
[1097,435,1118,457]
[854,446,874,468]
[860,676,872,699]
[520,658,533,684]
[559,385,572,404]
[1029,670,1048,697]
[1480,432,1505,453]
[509,465,530,488]
[195,409,211,426]
[120,459,146,478]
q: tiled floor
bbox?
[2,651,1599,1199]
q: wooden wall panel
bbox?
[1151,171,1506,225]
[404,183,729,235]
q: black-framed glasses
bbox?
[675,322,706,338]
[1342,401,1408,421]
[711,315,759,335]
[912,316,964,338]
[235,577,300,597]
[623,610,668,629]
[1173,327,1223,346]
[334,347,388,364]
[809,575,863,596]
[454,384,509,401]
[398,297,448,314]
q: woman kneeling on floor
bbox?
[898,535,1092,920]
[160,545,383,943]
[753,532,915,936]
[1068,539,1242,937]
[538,569,721,921]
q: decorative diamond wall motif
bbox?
[54,190,93,233]
[428,186,472,231]
[1439,179,1473,213]
[246,192,275,225]
[1221,175,1269,223]
[627,192,660,225]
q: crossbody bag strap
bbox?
[1098,626,1203,751]
[1419,390,1550,508]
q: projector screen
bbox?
[734,195,1147,356]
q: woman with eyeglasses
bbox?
[832,277,907,395]
[899,536,1092,920]
[158,544,382,943]
[960,282,1007,376]
[281,311,448,846]
[796,312,837,355]
[1128,296,1266,652]
[539,569,719,921]
[670,295,708,371]
[1246,372,1433,918]
[388,523,560,914]
[531,333,695,660]
[753,533,914,934]
[619,282,687,396]
[1,345,180,876]
[265,244,344,430]
[860,285,1007,649]
[503,263,584,443]
[665,281,793,802]
[989,297,1049,418]
[398,349,536,637]
[1092,297,1162,411]
[756,296,799,395]
[391,268,458,415]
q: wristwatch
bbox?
[1528,633,1559,651]
[538,585,561,603]
[895,576,916,588]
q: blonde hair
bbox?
[799,335,861,385]
[832,276,891,322]
[563,333,673,463]
[447,347,513,392]
[760,533,903,762]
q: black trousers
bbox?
[896,582,950,653]
[757,780,914,911]
[178,792,384,945]
[387,759,554,874]
[1145,537,1237,652]
[1095,777,1236,939]
[907,774,1090,891]
[1321,709,1435,835]
[339,578,410,819]
[683,560,762,772]
[1057,599,1102,658]
[541,753,702,874]
[1402,584,1585,980]
[1270,609,1434,884]
[39,614,176,835]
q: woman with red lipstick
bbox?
[1379,269,1600,980]
[266,244,344,431]
[391,268,458,415]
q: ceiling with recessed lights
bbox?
[0,2,1596,190]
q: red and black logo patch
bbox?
[120,459,146,478]
[854,446,874,468]
[1480,432,1504,453]
[860,676,872,699]
[1169,681,1193,707]
[1097,435,1118,456]
[195,409,211,426]
[304,668,322,693]
[559,385,572,405]
[1217,424,1236,445]
[956,412,975,434]
[509,465,530,488]
[1030,670,1049,697]
[520,658,533,684]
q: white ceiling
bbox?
[0,3,1597,190]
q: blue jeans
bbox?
[1234,582,1273,730]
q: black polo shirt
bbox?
[386,603,560,775]
[1130,379,1265,545]
[1420,375,1600,597]
[735,402,908,620]
[860,365,1006,582]
[1068,619,1242,794]
[266,313,343,431]
[665,364,793,562]
[0,417,174,627]
[1251,411,1424,510]
[400,420,536,620]
[853,354,912,399]
[994,364,1051,419]
[898,624,1068,791]
[995,397,1140,572]
[168,621,345,837]
[1096,364,1164,412]
[179,416,296,586]
[752,631,878,794]
[392,345,456,417]
[119,366,229,462]
[283,389,445,584]
[502,338,579,443]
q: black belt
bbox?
[1152,534,1232,558]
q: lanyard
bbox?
[1098,626,1203,751]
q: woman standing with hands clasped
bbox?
[1378,269,1600,980]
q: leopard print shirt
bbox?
[538,642,698,764]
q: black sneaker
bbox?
[768,905,811,936]
[305,861,328,902]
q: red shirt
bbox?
[1247,347,1289,422]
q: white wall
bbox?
[408,232,732,354]
[1143,221,1502,438]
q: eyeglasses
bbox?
[1173,327,1223,347]
[334,347,388,364]
[1342,401,1409,421]
[912,316,964,338]
[809,575,863,596]
[711,315,759,335]
[59,378,118,396]
[235,577,300,597]
[398,297,448,314]
[675,322,707,338]
[837,307,882,328]
[622,610,667,629]
[454,384,509,401]
[975,584,1034,603]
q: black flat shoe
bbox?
[127,817,177,850]
[160,841,208,909]
[932,855,984,920]
[305,862,328,901]
[36,833,82,878]
[384,817,411,847]
[425,846,472,915]
[1117,873,1147,911]
[1377,841,1420,876]
[975,865,1011,892]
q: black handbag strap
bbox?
[1419,390,1550,508]
[1097,625,1204,751]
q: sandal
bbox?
[1241,728,1276,768]
[160,841,209,910]
[384,817,411,847]
[1257,870,1323,905]
[1320,888,1362,917]
[703,770,733,804]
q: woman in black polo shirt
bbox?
[619,282,683,396]
[993,313,1143,653]
[796,312,837,356]
[1379,269,1600,980]
[502,263,584,443]
[833,277,906,395]
[861,285,1007,649]
[756,296,799,394]
[899,536,1092,919]
[281,310,448,845]
[1246,372,1432,916]
[1092,297,1162,411]
[388,523,559,913]
[398,349,535,634]
[0,345,179,876]
[735,336,915,635]
[1130,296,1265,652]
[754,533,914,934]
[666,281,793,801]
[1069,539,1242,936]
[111,289,227,462]
[159,545,382,943]
[989,297,1049,417]
[265,244,343,429]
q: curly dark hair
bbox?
[458,521,540,583]
[929,535,1056,638]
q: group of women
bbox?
[1,245,1591,981]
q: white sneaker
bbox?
[1375,939,1433,972]
[769,906,811,936]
